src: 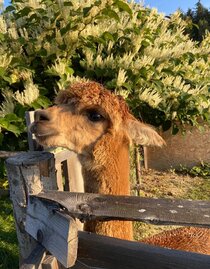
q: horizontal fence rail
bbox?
[75,231,210,269]
[33,191,210,227]
[6,151,210,269]
[26,192,210,269]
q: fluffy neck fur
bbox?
[79,132,133,240]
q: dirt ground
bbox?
[133,168,210,240]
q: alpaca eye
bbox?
[86,110,104,122]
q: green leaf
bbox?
[0,33,5,41]
[4,114,22,122]
[0,133,3,146]
[0,67,5,77]
[5,5,16,12]
[114,0,132,17]
[18,36,26,45]
[3,76,12,83]
[38,48,48,57]
[0,114,24,136]
[58,44,67,51]
[65,67,74,75]
[102,31,115,41]
[141,40,150,47]
[202,112,210,122]
[60,23,72,36]
[122,83,132,91]
[172,124,179,135]
[5,124,23,136]
[102,8,120,22]
[15,104,28,118]
[18,7,32,17]
[31,96,52,109]
[137,10,148,19]
[153,80,164,89]
[83,7,92,17]
[63,1,73,6]
[139,67,147,79]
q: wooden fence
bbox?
[5,151,210,269]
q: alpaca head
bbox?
[30,81,165,155]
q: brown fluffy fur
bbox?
[31,81,209,254]
[142,227,210,255]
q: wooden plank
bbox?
[55,163,64,191]
[143,146,148,169]
[134,146,141,192]
[71,260,104,269]
[76,231,210,269]
[0,150,25,158]
[19,244,46,269]
[54,150,84,193]
[5,152,57,261]
[54,149,73,164]
[25,111,43,151]
[41,255,59,269]
[26,196,78,268]
[63,160,70,191]
[62,153,84,193]
[34,191,210,227]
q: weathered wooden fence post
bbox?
[5,151,58,265]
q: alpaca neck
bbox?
[80,133,131,195]
[78,133,133,240]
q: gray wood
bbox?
[62,153,84,193]
[54,150,84,193]
[76,231,210,269]
[5,152,57,261]
[19,244,45,269]
[0,150,25,158]
[71,260,104,269]
[35,191,210,227]
[54,150,84,231]
[25,111,42,151]
[26,196,78,268]
[55,162,64,191]
[42,255,67,269]
[42,255,59,269]
[143,146,148,169]
[134,146,141,196]
[54,149,73,164]
[63,160,71,191]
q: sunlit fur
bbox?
[31,81,164,240]
[142,227,210,255]
[31,82,209,254]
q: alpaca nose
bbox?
[34,110,51,122]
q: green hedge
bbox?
[0,0,209,154]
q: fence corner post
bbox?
[5,151,57,264]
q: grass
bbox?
[0,197,19,269]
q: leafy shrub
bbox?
[178,162,210,178]
[0,0,209,153]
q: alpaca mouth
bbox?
[35,131,54,137]
[30,123,56,138]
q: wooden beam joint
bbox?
[26,196,78,268]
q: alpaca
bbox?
[31,81,210,254]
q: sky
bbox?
[3,0,10,7]
[2,0,210,15]
[142,0,210,15]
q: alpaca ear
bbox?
[125,118,165,147]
